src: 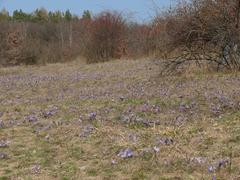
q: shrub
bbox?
[126,23,152,58]
[154,0,240,73]
[84,11,126,63]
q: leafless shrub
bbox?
[153,0,240,74]
[84,11,126,63]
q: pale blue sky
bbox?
[0,0,174,22]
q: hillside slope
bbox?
[0,59,240,179]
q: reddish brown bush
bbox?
[84,11,126,63]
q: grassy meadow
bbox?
[0,59,240,179]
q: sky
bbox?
[0,0,173,22]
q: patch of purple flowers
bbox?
[43,106,58,118]
[156,137,173,146]
[0,120,4,128]
[25,115,38,123]
[118,148,134,158]
[89,112,97,120]
[31,164,41,174]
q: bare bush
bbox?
[84,11,126,63]
[160,0,240,73]
[126,23,152,58]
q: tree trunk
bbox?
[236,0,240,28]
[69,22,72,48]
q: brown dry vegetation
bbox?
[0,10,148,66]
[155,0,240,73]
[1,0,240,72]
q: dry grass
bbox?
[0,59,240,179]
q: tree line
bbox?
[0,8,151,66]
[0,8,91,22]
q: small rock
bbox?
[118,148,134,158]
[31,164,41,174]
[0,152,8,159]
[0,112,3,118]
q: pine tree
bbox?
[49,11,63,23]
[12,9,30,21]
[64,10,72,21]
[82,10,91,20]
